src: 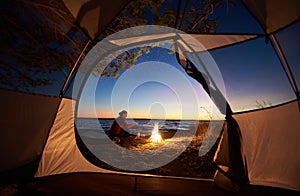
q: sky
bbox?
[77,34,297,120]
[210,37,296,111]
[76,2,299,120]
[1,0,299,120]
[78,46,223,120]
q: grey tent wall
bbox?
[0,89,60,183]
[232,100,300,191]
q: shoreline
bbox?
[78,117,224,122]
[77,121,224,179]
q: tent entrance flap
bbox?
[35,98,111,177]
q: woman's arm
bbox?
[121,119,137,129]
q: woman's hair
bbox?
[119,110,127,116]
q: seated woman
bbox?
[110,110,137,141]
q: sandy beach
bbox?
[77,121,224,179]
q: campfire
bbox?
[150,122,162,143]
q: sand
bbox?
[78,121,223,179]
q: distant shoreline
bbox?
[77,117,224,122]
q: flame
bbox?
[150,122,162,143]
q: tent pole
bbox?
[59,39,92,97]
[174,0,182,29]
[270,34,300,101]
[178,0,189,30]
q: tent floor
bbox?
[16,173,297,195]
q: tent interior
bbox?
[0,0,300,195]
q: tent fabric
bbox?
[213,116,248,192]
[109,33,257,52]
[178,34,258,52]
[35,98,110,177]
[1,0,300,194]
[233,100,300,191]
[34,173,300,195]
[0,89,60,172]
[63,0,130,39]
[242,0,300,34]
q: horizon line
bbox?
[77,116,225,121]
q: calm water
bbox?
[76,118,200,138]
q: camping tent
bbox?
[0,0,299,195]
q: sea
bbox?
[76,118,224,172]
[76,118,200,138]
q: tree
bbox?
[0,0,237,91]
[0,0,88,92]
[99,0,237,78]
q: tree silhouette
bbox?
[0,0,236,91]
[99,0,236,78]
[0,0,88,92]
